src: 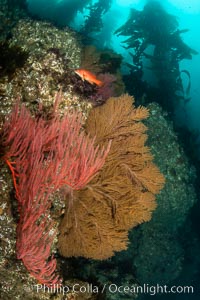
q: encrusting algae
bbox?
[58,94,165,260]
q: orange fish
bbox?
[75,69,103,87]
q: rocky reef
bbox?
[0,19,92,121]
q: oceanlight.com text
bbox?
[107,283,194,296]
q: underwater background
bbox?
[26,0,200,136]
[0,0,200,299]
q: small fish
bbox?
[75,69,103,87]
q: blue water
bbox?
[26,0,200,138]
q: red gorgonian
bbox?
[1,92,111,285]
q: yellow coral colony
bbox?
[58,94,165,259]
